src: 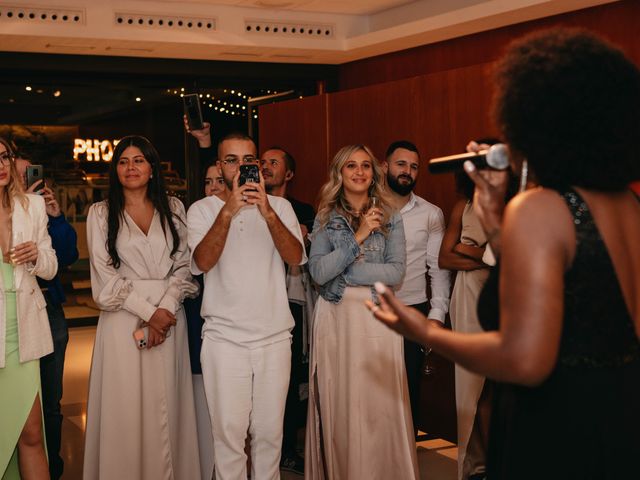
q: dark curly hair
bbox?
[493,29,640,191]
[106,135,181,269]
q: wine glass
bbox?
[9,231,23,267]
[369,195,379,210]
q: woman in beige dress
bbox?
[306,145,417,480]
[83,136,200,480]
[439,171,491,480]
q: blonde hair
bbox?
[316,144,394,233]
[0,138,27,211]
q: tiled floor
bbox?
[60,326,457,480]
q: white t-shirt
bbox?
[187,194,307,347]
[395,193,451,322]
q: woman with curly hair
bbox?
[0,137,57,479]
[305,144,418,479]
[83,135,201,479]
[370,29,640,479]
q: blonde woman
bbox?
[0,138,57,479]
[305,145,418,479]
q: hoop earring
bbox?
[149,173,153,179]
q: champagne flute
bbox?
[9,231,23,267]
[369,195,379,210]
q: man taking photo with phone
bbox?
[187,132,306,480]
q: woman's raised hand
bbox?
[354,207,383,244]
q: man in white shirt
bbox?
[383,140,451,434]
[187,132,306,480]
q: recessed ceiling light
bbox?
[25,86,32,91]
[53,90,61,97]
[135,97,142,102]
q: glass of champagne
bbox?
[9,231,23,267]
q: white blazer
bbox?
[0,194,58,367]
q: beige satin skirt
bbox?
[306,287,419,480]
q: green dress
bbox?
[0,252,40,480]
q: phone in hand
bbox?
[133,326,148,350]
[26,164,44,191]
[183,93,204,131]
[239,164,260,187]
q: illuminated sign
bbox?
[73,138,120,162]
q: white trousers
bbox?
[201,338,291,480]
[193,374,215,480]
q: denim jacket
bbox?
[308,209,406,303]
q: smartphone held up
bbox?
[239,164,260,187]
[183,94,205,131]
[26,164,44,191]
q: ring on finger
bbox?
[371,305,380,313]
[242,194,247,201]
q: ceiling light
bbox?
[135,97,142,102]
[53,90,61,97]
[25,86,32,91]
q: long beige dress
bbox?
[83,198,200,480]
[306,287,419,480]
[449,202,490,480]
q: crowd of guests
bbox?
[1,27,639,480]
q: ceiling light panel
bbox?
[245,19,333,38]
[0,5,85,24]
[114,12,216,32]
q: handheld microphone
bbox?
[428,143,510,174]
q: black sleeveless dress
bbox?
[477,189,640,479]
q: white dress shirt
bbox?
[395,193,451,322]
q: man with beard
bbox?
[383,140,451,434]
[261,147,315,474]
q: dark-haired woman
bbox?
[83,136,201,479]
[370,29,640,478]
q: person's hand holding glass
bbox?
[10,231,39,267]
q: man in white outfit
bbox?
[187,132,306,480]
[383,140,451,434]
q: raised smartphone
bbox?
[183,93,204,131]
[239,164,260,187]
[26,164,44,191]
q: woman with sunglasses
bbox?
[0,138,57,479]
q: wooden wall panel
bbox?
[326,62,496,219]
[339,0,640,91]
[258,94,329,206]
